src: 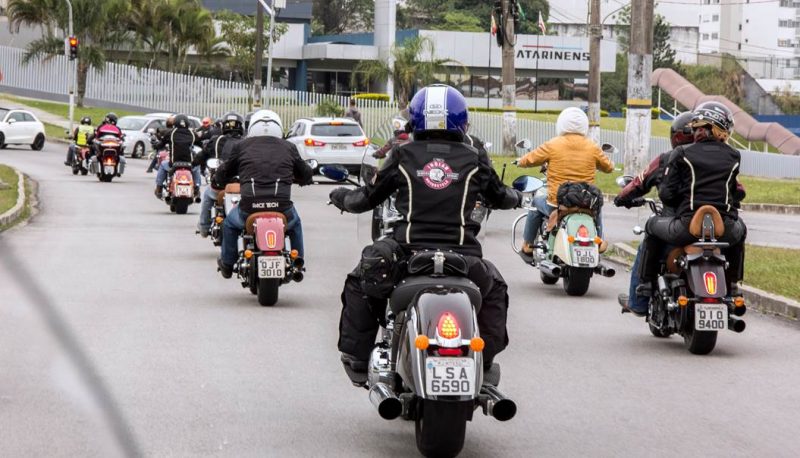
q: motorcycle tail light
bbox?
[700,297,720,303]
[577,225,590,238]
[437,348,463,356]
[437,312,460,340]
[703,272,718,295]
[266,230,277,249]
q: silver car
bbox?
[118,116,167,158]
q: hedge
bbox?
[470,107,611,117]
[353,93,391,102]
[621,107,661,119]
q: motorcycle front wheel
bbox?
[415,399,470,458]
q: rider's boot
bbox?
[154,186,163,200]
[340,353,368,388]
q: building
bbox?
[201,0,312,23]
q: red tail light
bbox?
[266,230,277,249]
[437,312,460,340]
[305,138,326,147]
[353,139,370,147]
[703,272,718,295]
[104,158,116,165]
[437,348,463,356]
[577,225,589,238]
[700,297,720,303]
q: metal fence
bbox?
[1,45,799,178]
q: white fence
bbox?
[1,45,799,178]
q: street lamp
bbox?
[256,0,285,109]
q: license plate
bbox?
[258,256,284,279]
[572,246,598,266]
[695,303,728,331]
[104,165,115,175]
[175,185,192,197]
[330,144,347,150]
[425,357,475,396]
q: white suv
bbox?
[0,108,46,150]
[285,117,369,174]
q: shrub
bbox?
[621,107,660,119]
[353,93,391,102]
[470,107,610,117]
[316,97,345,117]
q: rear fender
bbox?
[551,213,598,267]
[171,168,194,194]
[399,288,481,400]
[686,260,727,299]
[254,216,286,252]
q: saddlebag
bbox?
[358,238,405,299]
[556,182,603,214]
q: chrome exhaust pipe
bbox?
[368,383,402,420]
[292,270,304,283]
[594,263,616,278]
[538,260,562,278]
[728,316,746,333]
[479,385,517,422]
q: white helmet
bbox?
[247,109,283,138]
[556,107,589,137]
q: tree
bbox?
[773,84,800,115]
[400,0,548,34]
[216,10,287,85]
[7,0,130,106]
[615,7,679,71]
[431,11,483,32]
[601,53,628,113]
[352,36,463,108]
[312,0,373,35]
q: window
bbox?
[778,39,794,48]
[8,112,26,122]
[23,113,36,122]
[712,14,719,22]
[779,20,799,28]
[711,32,719,39]
[310,123,363,137]
[702,33,710,40]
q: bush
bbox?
[316,97,345,117]
[353,93,391,102]
[470,107,610,117]
[621,107,660,119]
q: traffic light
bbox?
[68,36,78,60]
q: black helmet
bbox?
[174,114,190,129]
[104,112,118,125]
[221,111,244,135]
[692,101,734,141]
[80,116,92,125]
[669,111,695,148]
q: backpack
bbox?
[556,182,603,214]
[358,238,404,298]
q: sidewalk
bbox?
[0,94,71,130]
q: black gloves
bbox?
[613,195,630,208]
[329,187,350,211]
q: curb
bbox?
[601,193,800,215]
[0,169,26,227]
[608,242,800,322]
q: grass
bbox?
[0,173,31,232]
[0,164,19,215]
[511,112,673,138]
[0,94,143,123]
[492,157,800,205]
[44,122,68,141]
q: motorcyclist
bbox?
[64,116,94,166]
[194,111,245,238]
[91,113,126,170]
[146,115,175,173]
[213,110,314,278]
[153,114,202,199]
[328,84,523,386]
[372,117,410,159]
[613,112,696,316]
[641,101,747,297]
[196,116,219,144]
[516,107,614,255]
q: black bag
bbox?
[358,238,404,298]
[556,181,603,214]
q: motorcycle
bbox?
[209,178,240,248]
[232,209,304,306]
[160,162,196,214]
[510,143,616,296]
[70,145,90,176]
[89,135,125,182]
[617,177,747,355]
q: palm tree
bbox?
[352,36,464,108]
[7,0,130,106]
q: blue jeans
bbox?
[523,194,555,243]
[155,162,201,187]
[221,206,304,267]
[628,243,649,314]
[198,187,218,232]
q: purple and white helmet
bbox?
[407,84,469,135]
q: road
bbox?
[2,143,800,457]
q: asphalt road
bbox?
[2,143,800,457]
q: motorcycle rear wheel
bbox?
[174,199,190,215]
[99,174,113,183]
[257,278,280,306]
[684,328,718,355]
[415,399,470,458]
[562,267,592,296]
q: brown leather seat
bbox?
[245,211,286,234]
[688,205,724,238]
[216,183,241,206]
[545,206,595,233]
[667,245,723,273]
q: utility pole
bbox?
[623,0,655,175]
[64,0,76,135]
[500,0,517,155]
[253,3,264,110]
[587,0,601,143]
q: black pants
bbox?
[641,215,747,286]
[338,255,510,367]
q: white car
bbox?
[0,108,46,150]
[118,116,168,158]
[144,113,203,129]
[286,117,370,174]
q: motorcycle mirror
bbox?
[601,143,618,155]
[146,128,156,134]
[633,225,644,235]
[484,142,493,150]
[616,175,634,188]
[306,159,319,170]
[515,139,532,150]
[206,158,220,169]
[512,175,544,193]
[319,164,350,182]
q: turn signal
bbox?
[470,337,485,352]
[594,236,603,245]
[677,296,689,307]
[567,235,576,244]
[290,249,299,259]
[415,335,430,350]
[244,249,253,259]
[215,216,224,224]
[734,296,745,307]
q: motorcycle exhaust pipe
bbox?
[538,260,561,278]
[293,257,305,269]
[368,382,402,420]
[594,263,616,278]
[292,270,304,283]
[728,316,746,333]
[479,385,517,422]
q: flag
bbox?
[538,11,547,35]
[491,13,498,36]
[517,3,526,21]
